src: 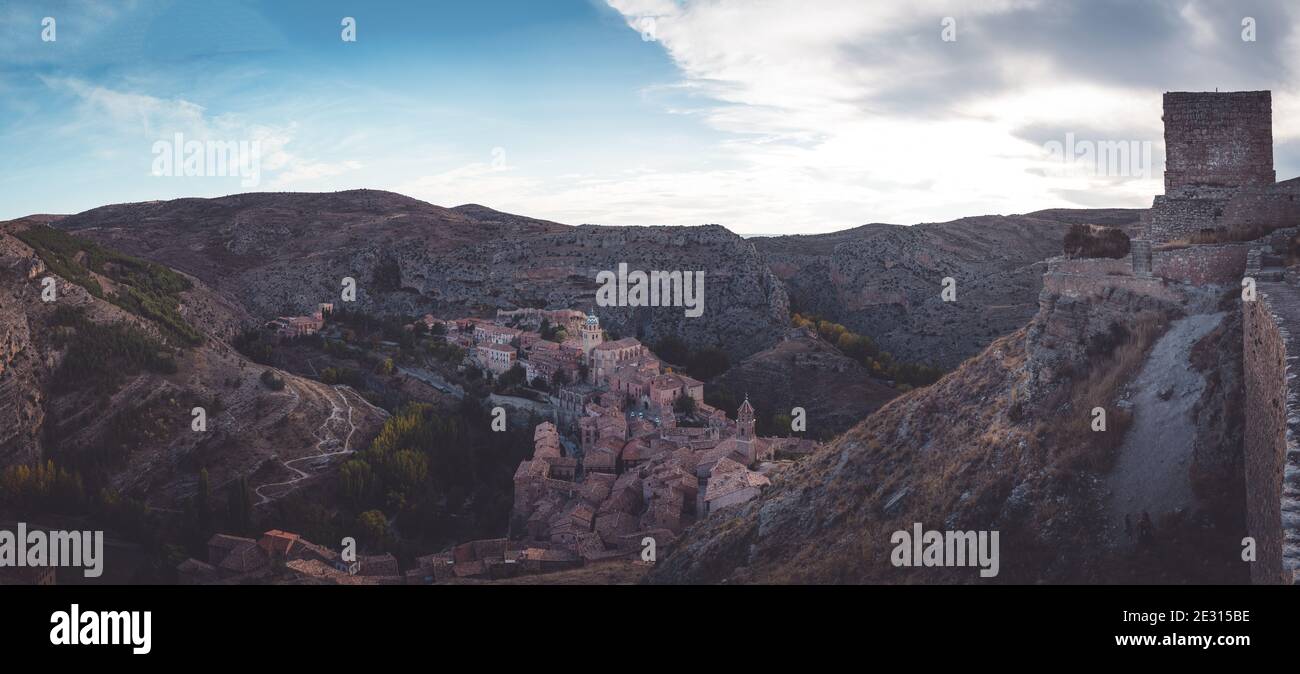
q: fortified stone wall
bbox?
[1151,244,1247,285]
[1047,257,1132,276]
[1164,91,1274,191]
[1222,181,1300,231]
[1041,258,1181,303]
[1242,283,1300,584]
[1146,189,1233,241]
[1147,183,1300,242]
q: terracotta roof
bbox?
[704,463,770,502]
[359,553,400,576]
[258,530,301,557]
[218,541,270,573]
[594,338,642,351]
[208,534,256,550]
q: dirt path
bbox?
[254,384,361,505]
[1105,311,1224,544]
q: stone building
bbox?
[1131,91,1300,279]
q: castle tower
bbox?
[580,310,603,359]
[1162,91,1273,193]
[1145,91,1275,245]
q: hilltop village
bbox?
[441,308,821,565]
[176,305,820,584]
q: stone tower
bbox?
[1144,91,1275,244]
[580,310,603,359]
[1132,90,1277,276]
[1162,91,1273,193]
[737,394,755,441]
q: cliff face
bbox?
[419,224,790,360]
[55,192,789,361]
[647,271,1245,585]
[0,226,47,464]
[754,209,1144,369]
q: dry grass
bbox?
[1049,311,1168,474]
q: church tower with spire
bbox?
[580,310,603,360]
[737,394,755,441]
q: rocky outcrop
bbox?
[0,227,48,464]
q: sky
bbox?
[2,0,1300,235]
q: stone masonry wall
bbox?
[1147,183,1300,243]
[1151,244,1247,285]
[1041,259,1181,304]
[1147,190,1232,242]
[1164,91,1274,191]
[1242,284,1300,584]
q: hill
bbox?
[54,190,790,361]
[0,219,386,511]
[752,208,1143,368]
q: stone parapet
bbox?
[1243,282,1300,584]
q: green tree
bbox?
[653,335,691,365]
[226,475,253,535]
[687,347,730,381]
[357,509,389,548]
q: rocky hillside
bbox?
[712,327,900,439]
[647,277,1246,584]
[54,191,790,361]
[0,219,386,509]
[753,208,1143,369]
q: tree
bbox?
[340,459,374,506]
[373,257,402,291]
[226,475,253,535]
[260,369,285,391]
[772,413,793,437]
[497,363,526,389]
[357,509,389,548]
[673,394,697,415]
[653,335,691,365]
[687,347,730,381]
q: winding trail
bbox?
[253,384,362,505]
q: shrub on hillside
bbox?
[1063,224,1131,259]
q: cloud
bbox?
[41,77,361,190]
[592,0,1300,233]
